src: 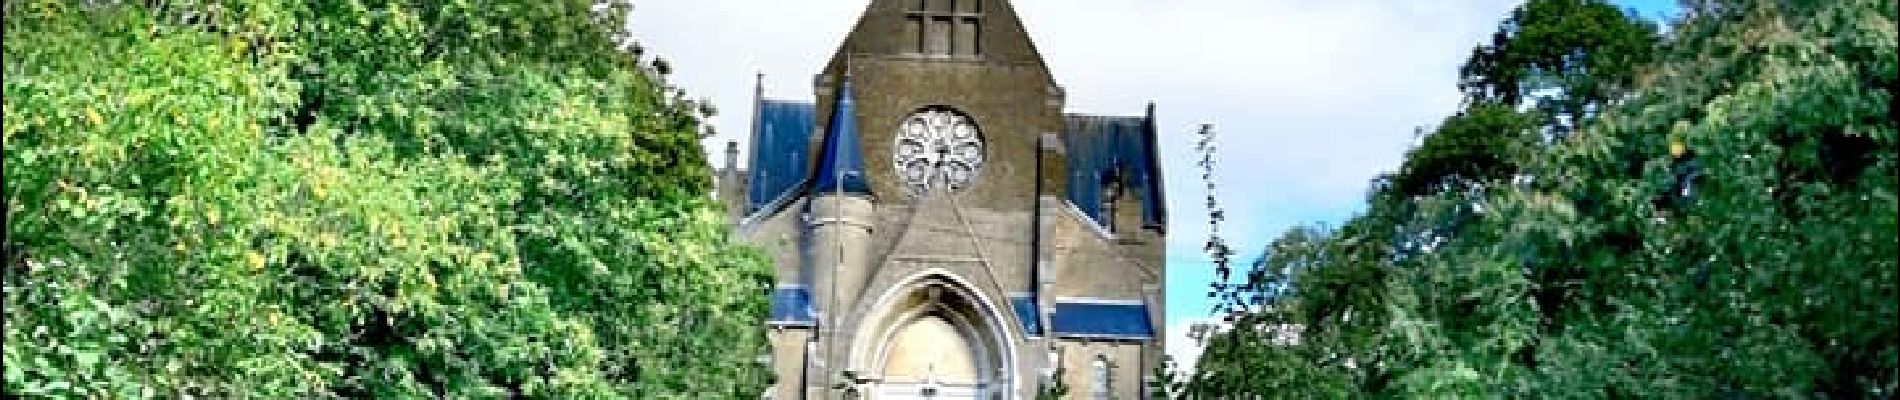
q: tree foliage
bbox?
[1187,0,1896,397]
[1403,0,1658,198]
[1391,104,1540,197]
[1459,0,1661,132]
[4,1,772,397]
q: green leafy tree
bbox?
[1390,104,1541,197]
[5,0,772,397]
[1188,0,1896,397]
[1459,0,1660,133]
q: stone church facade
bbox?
[715,1,1167,398]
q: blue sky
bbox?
[1620,0,1686,22]
[630,0,1679,364]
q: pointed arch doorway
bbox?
[851,273,1015,400]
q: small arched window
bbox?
[1091,355,1111,400]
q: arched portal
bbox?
[850,271,1016,400]
[877,312,983,398]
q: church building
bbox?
[715,1,1167,398]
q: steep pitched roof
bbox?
[1062,105,1168,231]
[811,76,871,195]
[745,100,817,215]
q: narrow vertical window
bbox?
[955,17,980,55]
[1101,171,1123,233]
[957,0,981,13]
[905,16,925,53]
[910,0,980,56]
[925,16,952,54]
[1091,356,1111,400]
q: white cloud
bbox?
[630,0,1521,324]
[628,1,869,128]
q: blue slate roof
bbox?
[1010,295,1042,337]
[1063,107,1167,231]
[745,91,1168,227]
[746,100,817,214]
[811,77,872,195]
[1050,300,1155,340]
[768,286,816,326]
